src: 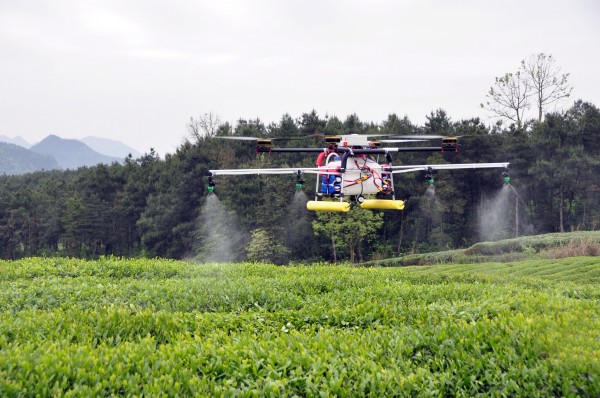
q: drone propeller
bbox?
[216,133,446,142]
[390,134,464,140]
[310,132,395,137]
[393,134,454,140]
[216,136,264,141]
[379,139,428,143]
[215,135,320,142]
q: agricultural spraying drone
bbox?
[207,133,509,212]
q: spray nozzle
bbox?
[296,171,305,190]
[425,167,435,186]
[208,173,216,192]
[502,170,510,184]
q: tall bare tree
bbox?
[482,54,573,128]
[481,71,531,129]
[188,112,221,141]
[521,53,573,122]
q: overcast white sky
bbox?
[1,0,599,156]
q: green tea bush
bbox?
[0,258,598,396]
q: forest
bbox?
[1,100,599,263]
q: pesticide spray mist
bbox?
[282,190,313,257]
[477,183,534,242]
[194,193,245,262]
[477,185,513,241]
[418,185,447,247]
[423,185,440,211]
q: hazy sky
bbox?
[1,0,599,156]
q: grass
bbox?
[0,255,598,396]
[364,231,600,266]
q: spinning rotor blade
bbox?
[313,133,397,138]
[216,136,262,141]
[390,134,463,140]
[379,139,428,143]
[358,133,398,138]
[215,135,321,142]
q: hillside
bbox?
[0,142,59,175]
[0,135,30,148]
[30,135,123,169]
[364,231,600,267]
[0,258,597,395]
[80,136,141,158]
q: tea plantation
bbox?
[0,257,598,396]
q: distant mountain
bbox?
[0,142,59,175]
[80,136,141,158]
[0,135,31,148]
[30,135,123,170]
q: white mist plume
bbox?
[478,185,513,241]
[282,190,313,257]
[194,194,245,262]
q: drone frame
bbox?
[208,134,509,212]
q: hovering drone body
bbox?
[208,134,509,212]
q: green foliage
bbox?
[313,205,384,262]
[0,142,59,175]
[425,108,454,134]
[246,228,290,265]
[0,257,598,395]
[380,113,414,136]
[298,110,326,135]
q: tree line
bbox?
[1,100,599,263]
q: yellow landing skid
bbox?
[306,201,350,212]
[360,199,405,210]
[306,200,405,211]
